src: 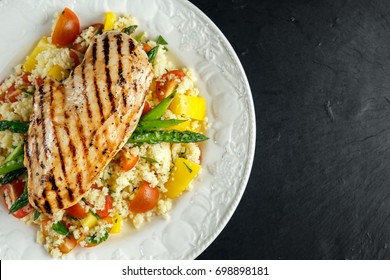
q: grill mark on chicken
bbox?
[103,36,116,113]
[48,175,63,209]
[115,34,127,108]
[81,63,92,120]
[44,200,52,214]
[39,84,49,156]
[92,41,104,124]
[129,39,135,54]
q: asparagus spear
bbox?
[136,119,186,131]
[4,142,24,163]
[0,168,26,184]
[0,154,25,175]
[0,120,29,133]
[128,130,208,144]
[141,91,176,121]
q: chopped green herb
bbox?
[122,25,138,35]
[9,182,28,214]
[179,148,187,158]
[0,120,29,133]
[156,35,168,45]
[33,209,40,221]
[134,32,145,43]
[141,156,158,163]
[21,88,35,95]
[183,161,193,173]
[85,229,109,245]
[147,46,159,63]
[52,221,69,237]
[90,211,101,220]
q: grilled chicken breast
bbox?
[25,31,153,214]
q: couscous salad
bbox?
[0,8,208,258]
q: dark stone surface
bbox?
[191,0,390,260]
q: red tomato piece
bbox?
[7,89,22,103]
[96,195,113,219]
[21,73,30,83]
[52,8,80,46]
[155,70,186,100]
[58,235,77,254]
[65,203,87,219]
[141,101,151,116]
[129,182,160,213]
[120,151,139,172]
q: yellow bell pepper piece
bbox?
[165,158,201,199]
[47,65,69,81]
[80,212,99,229]
[169,95,206,121]
[103,12,117,31]
[23,37,55,72]
[110,215,122,234]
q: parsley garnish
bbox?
[156,35,168,45]
[183,161,192,173]
[85,229,109,245]
[141,156,158,163]
[147,46,159,63]
[52,221,69,237]
[33,209,40,221]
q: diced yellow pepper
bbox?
[103,12,117,31]
[23,37,55,72]
[80,212,99,229]
[47,65,69,81]
[169,95,206,121]
[165,158,201,199]
[110,215,122,234]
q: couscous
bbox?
[0,8,208,258]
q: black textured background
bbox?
[192,0,390,260]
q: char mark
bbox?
[39,84,50,155]
[93,40,105,124]
[66,186,74,202]
[44,200,52,215]
[103,36,115,113]
[81,62,92,119]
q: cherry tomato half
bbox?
[155,70,186,100]
[52,8,80,46]
[120,151,139,172]
[129,182,159,213]
[65,202,87,219]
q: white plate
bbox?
[0,0,256,260]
